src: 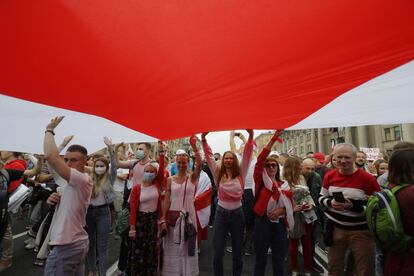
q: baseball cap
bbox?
[269,151,280,157]
[176,149,188,155]
[313,152,325,163]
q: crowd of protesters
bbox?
[0,117,413,276]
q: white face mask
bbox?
[95,166,107,175]
[143,172,156,182]
[135,149,145,160]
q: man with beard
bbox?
[355,151,368,171]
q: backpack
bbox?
[366,184,412,253]
[0,169,10,242]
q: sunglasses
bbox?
[265,163,278,168]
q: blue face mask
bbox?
[143,172,156,182]
[135,149,145,160]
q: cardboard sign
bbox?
[359,147,381,161]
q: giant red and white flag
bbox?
[1,1,413,153]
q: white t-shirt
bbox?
[244,156,256,190]
[113,168,129,192]
[237,153,256,190]
[49,169,92,245]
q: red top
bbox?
[253,148,290,216]
[129,154,164,227]
[4,159,27,193]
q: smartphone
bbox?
[332,191,346,203]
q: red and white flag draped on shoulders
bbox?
[0,0,414,153]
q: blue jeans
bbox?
[86,205,111,275]
[213,205,245,276]
[44,239,89,276]
[253,215,287,276]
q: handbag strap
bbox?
[182,177,188,210]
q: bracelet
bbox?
[45,129,55,136]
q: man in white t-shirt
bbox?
[43,116,93,276]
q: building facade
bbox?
[277,123,414,158]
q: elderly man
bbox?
[301,158,324,274]
[319,143,380,276]
[43,116,93,276]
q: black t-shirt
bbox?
[6,169,24,182]
[1,169,23,190]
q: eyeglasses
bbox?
[265,163,278,168]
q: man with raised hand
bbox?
[43,116,92,276]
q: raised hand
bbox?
[46,116,64,131]
[189,135,197,148]
[201,132,209,140]
[104,137,113,147]
[271,129,284,143]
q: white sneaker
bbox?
[25,238,36,250]
[115,268,124,276]
[24,238,32,245]
[291,271,299,276]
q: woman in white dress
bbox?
[160,135,202,276]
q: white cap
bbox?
[176,149,188,155]
[269,151,280,157]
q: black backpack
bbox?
[0,169,10,242]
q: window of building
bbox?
[306,133,311,141]
[300,136,304,143]
[384,128,391,141]
[300,145,304,155]
[307,144,312,152]
[393,126,401,141]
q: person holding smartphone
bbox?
[319,143,380,276]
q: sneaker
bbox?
[267,248,272,255]
[34,246,39,253]
[244,250,253,256]
[291,271,299,276]
[303,273,312,276]
[0,259,12,272]
[27,229,36,238]
[313,260,324,273]
[24,238,32,245]
[115,268,124,276]
[33,258,45,267]
[225,246,232,253]
[25,238,36,250]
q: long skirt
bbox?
[162,225,199,276]
[129,211,159,276]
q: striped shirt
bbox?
[319,169,380,230]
